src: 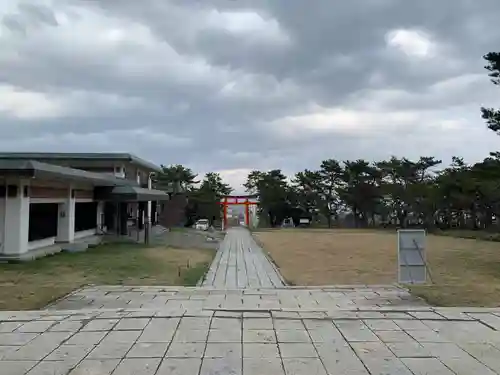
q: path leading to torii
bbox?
[202,227,285,288]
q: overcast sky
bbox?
[1,0,499,193]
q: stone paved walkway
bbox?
[47,285,426,311]
[202,228,284,288]
[3,229,500,374]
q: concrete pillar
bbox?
[0,187,5,252]
[147,174,152,225]
[3,181,30,255]
[151,202,157,225]
[119,203,128,235]
[56,187,75,243]
[103,202,116,231]
[96,201,105,232]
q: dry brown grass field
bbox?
[254,228,500,306]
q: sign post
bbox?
[397,229,427,284]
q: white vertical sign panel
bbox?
[397,229,427,284]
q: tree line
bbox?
[243,154,500,230]
[153,52,500,231]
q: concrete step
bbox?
[61,243,89,253]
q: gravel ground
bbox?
[150,227,224,250]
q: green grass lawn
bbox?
[0,242,215,310]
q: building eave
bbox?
[0,152,161,172]
[0,159,139,187]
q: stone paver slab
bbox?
[126,342,169,358]
[173,329,209,343]
[177,317,211,331]
[243,329,276,343]
[166,342,205,358]
[0,360,37,375]
[200,357,242,375]
[243,318,274,330]
[244,358,284,375]
[156,358,201,374]
[0,332,38,346]
[376,330,416,343]
[279,343,318,358]
[283,358,327,375]
[316,344,369,375]
[386,341,432,358]
[114,318,151,331]
[86,342,133,359]
[68,359,120,374]
[440,356,498,375]
[49,320,84,332]
[26,361,74,375]
[351,341,395,359]
[204,343,241,358]
[102,330,141,343]
[276,329,311,343]
[402,358,456,375]
[207,329,241,342]
[0,322,23,332]
[45,344,94,364]
[210,317,241,330]
[81,319,118,332]
[364,319,402,331]
[112,358,161,375]
[17,321,56,333]
[65,331,107,345]
[244,343,280,358]
[361,358,414,375]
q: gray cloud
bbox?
[0,0,499,191]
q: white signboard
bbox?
[299,218,310,224]
[397,229,427,284]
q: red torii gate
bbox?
[219,195,258,230]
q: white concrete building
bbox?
[0,153,169,261]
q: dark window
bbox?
[7,185,17,197]
[74,202,98,232]
[104,202,116,230]
[28,203,58,241]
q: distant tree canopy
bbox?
[154,165,232,226]
[153,164,198,193]
[186,172,232,225]
[482,52,500,133]
[244,154,500,230]
[244,169,300,226]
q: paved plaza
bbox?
[2,228,500,374]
